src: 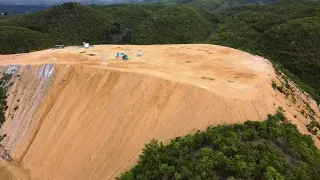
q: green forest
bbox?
[156,0,279,12]
[118,110,320,179]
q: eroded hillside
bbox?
[0,44,318,180]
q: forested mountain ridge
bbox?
[156,0,279,11]
[82,0,280,11]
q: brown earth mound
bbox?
[0,44,318,180]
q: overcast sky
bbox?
[0,0,84,5]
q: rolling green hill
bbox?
[262,17,320,99]
[0,26,57,54]
[160,0,279,11]
[0,3,114,45]
[131,6,214,44]
[93,4,155,28]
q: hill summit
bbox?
[0,44,319,179]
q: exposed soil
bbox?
[0,44,318,180]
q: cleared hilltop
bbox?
[1,1,319,105]
[0,44,318,179]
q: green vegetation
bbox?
[0,73,13,142]
[271,74,319,135]
[271,74,298,104]
[307,121,320,137]
[0,73,11,127]
[0,16,10,20]
[155,0,278,12]
[118,110,320,179]
[0,3,114,46]
[94,4,158,29]
[0,26,56,54]
[0,85,7,127]
[93,4,167,43]
[131,6,213,44]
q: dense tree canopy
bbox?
[0,26,56,54]
[148,0,279,12]
[118,111,320,180]
[131,6,213,44]
[0,3,113,45]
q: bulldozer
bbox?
[116,52,130,60]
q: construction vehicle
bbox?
[116,52,130,60]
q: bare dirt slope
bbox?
[0,158,29,180]
[0,44,318,180]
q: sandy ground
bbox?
[0,158,29,180]
[0,44,318,180]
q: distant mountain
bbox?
[80,0,279,11]
[0,5,50,14]
[80,0,153,5]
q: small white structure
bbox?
[137,52,142,57]
[83,42,90,48]
[7,66,19,75]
